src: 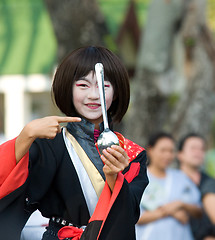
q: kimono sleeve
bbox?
[0,137,59,240]
[0,139,29,240]
[0,138,29,200]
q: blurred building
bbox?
[0,0,59,139]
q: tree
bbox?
[43,0,110,61]
[125,0,215,146]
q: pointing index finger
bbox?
[56,116,81,123]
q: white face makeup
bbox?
[72,71,114,127]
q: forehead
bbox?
[78,71,95,80]
[77,71,110,83]
[154,137,175,148]
[72,50,115,84]
[184,137,205,148]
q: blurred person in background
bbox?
[178,133,215,240]
[136,132,202,240]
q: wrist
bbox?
[105,173,117,181]
[177,201,184,210]
[105,173,117,192]
[24,122,37,140]
[157,208,166,219]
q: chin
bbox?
[85,117,103,125]
[191,160,203,167]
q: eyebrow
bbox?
[76,77,91,82]
[76,77,110,82]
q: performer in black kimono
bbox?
[0,46,148,240]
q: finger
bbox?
[106,147,124,162]
[108,147,129,166]
[111,145,128,158]
[102,150,125,171]
[57,125,62,133]
[56,116,82,123]
[102,149,121,166]
[102,155,120,172]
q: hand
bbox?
[161,201,183,216]
[101,145,129,191]
[203,237,215,240]
[101,145,129,176]
[25,116,81,140]
[137,207,167,225]
[172,209,189,224]
[15,116,81,163]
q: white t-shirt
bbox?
[136,168,201,240]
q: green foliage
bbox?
[205,150,215,177]
[135,0,151,27]
[0,0,57,75]
[183,37,196,47]
[98,0,150,37]
[207,0,215,34]
[103,34,118,53]
[168,93,180,108]
[0,0,151,75]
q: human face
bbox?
[72,71,114,128]
[178,137,205,169]
[149,138,175,171]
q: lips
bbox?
[85,103,101,109]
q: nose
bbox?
[88,86,100,99]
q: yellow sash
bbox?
[65,129,105,198]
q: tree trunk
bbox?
[169,0,215,141]
[125,0,215,146]
[43,0,110,61]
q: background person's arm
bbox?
[202,193,215,224]
[137,207,166,225]
[162,201,202,218]
[172,209,189,224]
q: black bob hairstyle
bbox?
[52,46,130,123]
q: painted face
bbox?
[178,137,205,168]
[72,71,114,127]
[149,138,175,171]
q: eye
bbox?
[75,83,89,88]
[104,81,111,88]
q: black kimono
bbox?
[0,119,148,240]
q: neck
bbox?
[148,165,166,178]
[94,123,100,130]
[180,164,201,185]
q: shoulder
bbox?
[168,168,197,186]
[200,171,215,195]
[168,169,200,202]
[167,168,185,178]
[115,132,145,162]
